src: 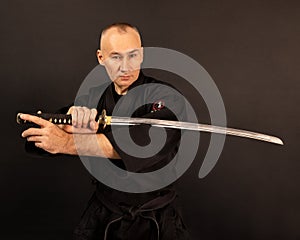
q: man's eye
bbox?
[129,53,137,58]
[112,55,121,60]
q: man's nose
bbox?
[120,58,130,72]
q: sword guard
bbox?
[97,109,111,129]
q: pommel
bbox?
[16,110,43,124]
[16,113,23,124]
[97,109,111,129]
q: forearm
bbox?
[63,133,120,159]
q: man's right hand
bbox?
[61,106,99,134]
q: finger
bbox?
[19,114,50,128]
[76,108,85,128]
[67,106,74,115]
[72,107,78,127]
[60,125,74,133]
[89,121,99,132]
[82,107,90,128]
[27,136,43,142]
[89,108,98,130]
[62,124,92,133]
[35,142,43,149]
[90,108,98,122]
[22,128,43,138]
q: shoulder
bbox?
[143,74,170,86]
[141,73,181,93]
[75,82,111,108]
[87,82,111,96]
[139,74,182,100]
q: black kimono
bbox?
[46,72,189,240]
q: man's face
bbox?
[97,27,143,94]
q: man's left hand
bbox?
[20,114,71,154]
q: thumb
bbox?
[89,121,99,131]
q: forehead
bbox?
[101,27,141,54]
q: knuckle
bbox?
[91,108,97,116]
[78,109,84,117]
[67,106,74,114]
[43,128,49,135]
[35,142,42,148]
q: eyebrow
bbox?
[109,49,140,56]
[128,49,139,54]
[110,52,122,56]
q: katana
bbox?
[17,110,284,145]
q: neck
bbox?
[114,84,128,95]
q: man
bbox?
[20,23,189,240]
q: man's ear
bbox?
[140,47,144,64]
[96,49,105,65]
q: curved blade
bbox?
[108,116,284,145]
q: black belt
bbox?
[95,189,177,240]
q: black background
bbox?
[1,0,299,239]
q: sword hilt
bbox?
[16,109,111,129]
[16,111,73,125]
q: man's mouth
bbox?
[120,75,131,80]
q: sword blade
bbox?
[107,116,283,145]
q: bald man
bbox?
[21,23,189,240]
